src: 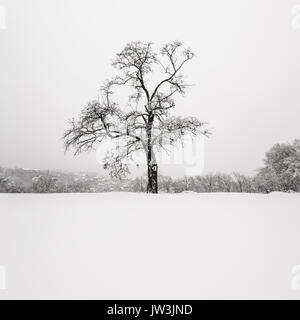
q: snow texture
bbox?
[0,193,300,299]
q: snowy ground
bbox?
[0,192,300,300]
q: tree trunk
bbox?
[147,162,158,194]
[146,114,158,193]
[146,140,158,193]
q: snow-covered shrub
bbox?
[31,175,62,193]
[0,176,25,193]
[129,177,147,193]
[0,176,10,192]
[213,174,235,192]
[65,179,93,193]
[256,140,300,192]
[232,172,254,193]
[158,175,174,193]
[253,167,281,193]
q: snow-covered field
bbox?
[0,192,300,300]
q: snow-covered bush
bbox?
[0,176,10,192]
[65,179,93,193]
[158,175,175,193]
[256,140,300,192]
[130,177,147,193]
[232,172,254,193]
[211,174,234,192]
[253,168,281,193]
[0,176,25,193]
[31,175,62,193]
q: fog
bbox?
[0,0,299,176]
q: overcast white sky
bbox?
[0,0,299,176]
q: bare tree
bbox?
[63,41,209,193]
[232,172,253,193]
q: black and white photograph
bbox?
[0,0,300,301]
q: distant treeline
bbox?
[0,168,132,193]
[1,140,299,194]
